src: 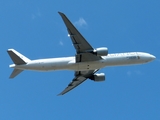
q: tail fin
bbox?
[7,49,31,78]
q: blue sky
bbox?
[1,0,160,120]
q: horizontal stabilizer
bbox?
[7,49,30,65]
[9,69,23,79]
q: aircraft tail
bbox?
[9,69,23,78]
[7,49,31,78]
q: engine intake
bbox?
[93,47,108,56]
[89,73,105,82]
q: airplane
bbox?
[7,12,156,95]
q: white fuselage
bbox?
[10,52,155,72]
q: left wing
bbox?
[58,70,98,95]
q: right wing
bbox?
[58,12,93,53]
[58,70,98,95]
[58,12,102,62]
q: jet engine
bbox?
[93,47,108,56]
[89,73,105,82]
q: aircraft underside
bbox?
[7,12,156,95]
[12,52,152,72]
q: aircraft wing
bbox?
[59,12,102,62]
[58,70,98,95]
[58,12,101,95]
[58,12,93,53]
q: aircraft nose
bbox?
[150,54,156,61]
[138,52,156,63]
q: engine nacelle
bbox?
[89,73,105,82]
[93,47,108,56]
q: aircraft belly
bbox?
[44,61,75,71]
[16,58,75,71]
[15,54,146,72]
[76,61,103,71]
